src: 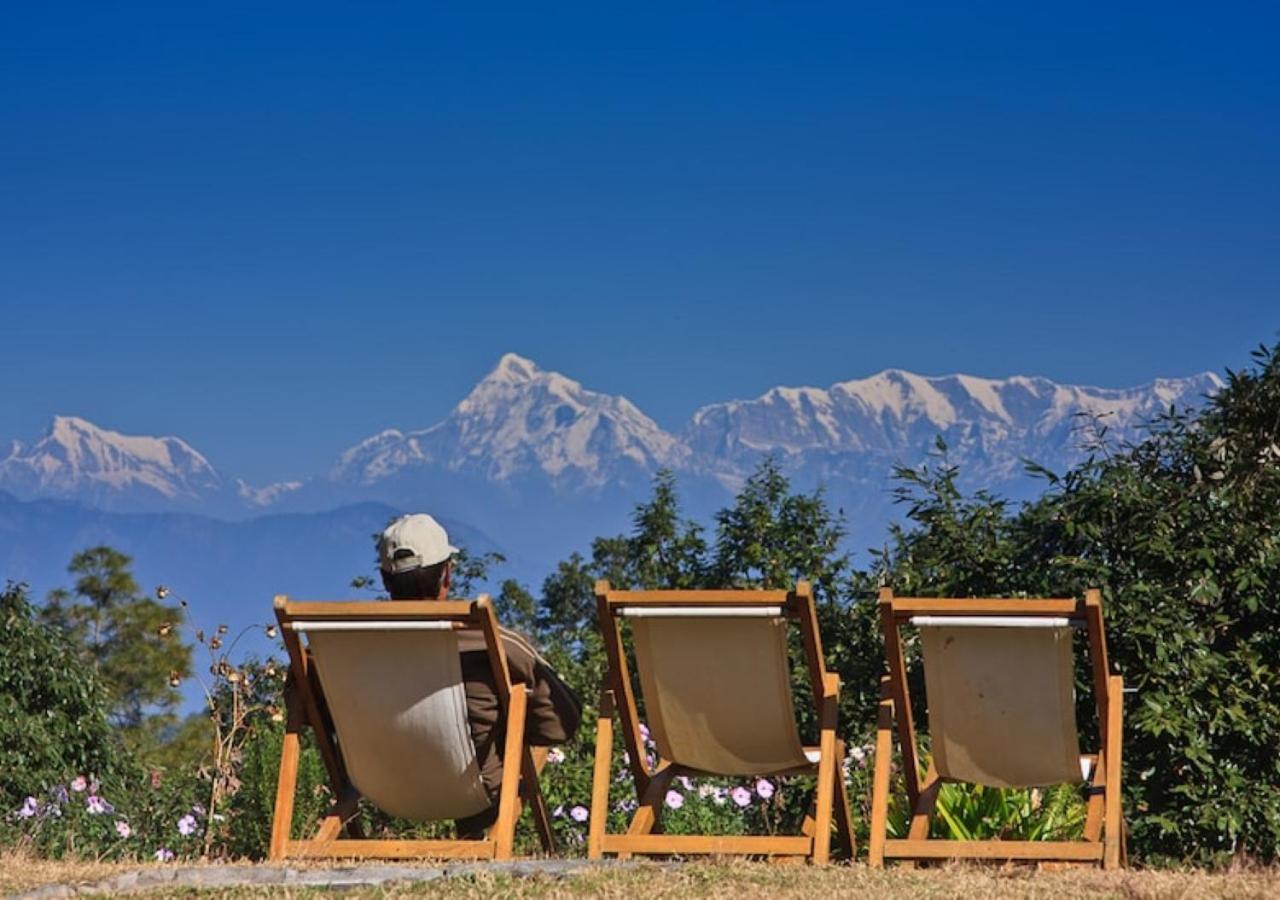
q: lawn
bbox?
[4,856,1278,899]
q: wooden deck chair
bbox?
[588,581,855,864]
[869,588,1125,869]
[269,595,555,861]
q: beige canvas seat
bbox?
[869,589,1125,869]
[588,581,855,864]
[269,596,554,861]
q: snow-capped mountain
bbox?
[1,357,1222,548]
[686,369,1224,487]
[331,353,688,490]
[0,416,225,510]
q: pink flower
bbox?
[546,748,566,765]
[677,776,693,791]
[570,805,589,822]
[17,797,38,818]
[755,779,775,800]
[154,848,174,862]
[70,776,87,793]
[115,820,132,839]
[86,795,109,815]
[664,790,684,810]
[177,814,198,836]
[731,786,752,807]
[639,723,653,746]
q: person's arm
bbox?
[501,631,583,745]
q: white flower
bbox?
[86,795,109,815]
[546,748,566,765]
[570,805,589,822]
[664,790,684,810]
[755,778,775,800]
[70,776,87,793]
[177,814,198,836]
[17,797,38,818]
[849,745,867,765]
[154,848,175,862]
[731,786,752,807]
[115,820,132,839]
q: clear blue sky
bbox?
[3,3,1276,484]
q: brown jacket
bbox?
[457,626,582,800]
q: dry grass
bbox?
[1,853,1277,898]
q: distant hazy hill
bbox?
[0,491,501,661]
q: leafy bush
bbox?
[0,582,131,816]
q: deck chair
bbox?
[269,595,554,861]
[869,588,1125,869]
[588,581,855,864]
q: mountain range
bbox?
[1,353,1220,637]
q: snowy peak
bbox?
[332,354,687,488]
[0,416,223,505]
[686,369,1222,479]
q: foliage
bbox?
[0,583,131,816]
[40,547,191,736]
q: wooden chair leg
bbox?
[907,760,941,841]
[588,689,615,860]
[314,784,361,843]
[833,739,857,861]
[522,746,555,855]
[617,764,676,860]
[868,676,895,868]
[811,673,840,865]
[1083,752,1107,842]
[1104,675,1124,870]
[493,686,530,860]
[269,704,304,860]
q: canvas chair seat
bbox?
[589,583,856,864]
[630,612,812,776]
[304,628,490,820]
[918,622,1082,788]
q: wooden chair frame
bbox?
[269,595,555,861]
[869,588,1125,869]
[588,580,855,864]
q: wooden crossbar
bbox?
[285,839,497,860]
[601,835,813,856]
[884,839,1105,861]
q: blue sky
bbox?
[3,3,1276,484]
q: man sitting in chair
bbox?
[377,513,582,838]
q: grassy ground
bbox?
[2,855,1277,898]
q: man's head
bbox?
[377,513,458,600]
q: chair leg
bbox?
[811,674,840,865]
[833,740,857,861]
[522,747,556,855]
[868,676,895,868]
[493,686,530,860]
[269,704,304,861]
[907,761,941,840]
[1104,675,1124,870]
[588,689,615,860]
[314,784,361,843]
[617,764,676,860]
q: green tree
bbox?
[41,546,192,734]
[0,582,130,810]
